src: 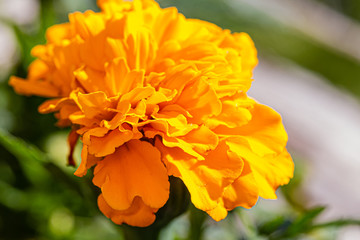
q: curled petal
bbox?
[74,145,100,177]
[67,129,79,166]
[146,125,218,160]
[215,102,288,156]
[93,140,170,210]
[227,139,293,199]
[74,91,116,119]
[175,78,222,124]
[206,94,255,129]
[156,139,243,212]
[87,127,135,157]
[98,194,157,227]
[206,162,259,221]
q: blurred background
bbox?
[0,0,360,239]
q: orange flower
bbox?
[9,0,294,227]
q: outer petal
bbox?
[67,129,79,166]
[9,76,60,98]
[214,102,288,156]
[45,23,73,44]
[87,127,134,157]
[92,140,170,210]
[227,138,293,199]
[74,144,100,177]
[206,161,259,221]
[98,194,157,227]
[156,139,243,212]
[222,161,259,210]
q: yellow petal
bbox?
[69,11,105,39]
[156,140,243,212]
[206,93,254,129]
[227,138,293,199]
[105,57,144,96]
[147,125,218,160]
[222,161,259,209]
[175,78,222,124]
[46,23,73,44]
[125,28,157,70]
[215,102,288,156]
[206,162,259,222]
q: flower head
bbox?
[10,0,294,227]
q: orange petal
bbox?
[45,23,72,44]
[119,87,155,106]
[92,140,169,210]
[175,78,221,124]
[74,145,100,177]
[214,102,288,156]
[165,125,218,159]
[105,58,145,96]
[222,161,259,210]
[82,127,109,145]
[73,66,106,93]
[75,92,116,119]
[150,107,195,137]
[158,64,199,95]
[88,128,134,157]
[126,28,157,71]
[28,59,50,81]
[104,58,129,96]
[156,140,243,212]
[206,93,255,129]
[9,76,59,98]
[227,138,294,199]
[67,129,79,166]
[69,11,105,39]
[98,194,157,227]
[206,162,259,221]
[205,199,228,222]
[146,125,218,160]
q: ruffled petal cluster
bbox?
[9,0,294,227]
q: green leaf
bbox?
[0,128,48,164]
[0,128,85,197]
[0,180,29,210]
[257,215,287,236]
[276,207,326,239]
[311,219,360,230]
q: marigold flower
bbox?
[9,0,294,227]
